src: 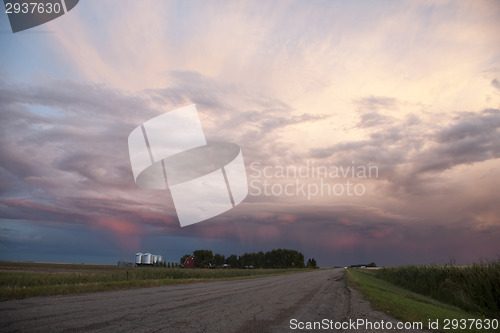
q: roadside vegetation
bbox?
[347,269,492,332]
[0,261,309,300]
[347,259,500,332]
[373,259,500,319]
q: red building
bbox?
[183,255,195,268]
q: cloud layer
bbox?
[1,0,500,266]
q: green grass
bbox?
[0,261,309,300]
[347,269,496,333]
[373,260,500,319]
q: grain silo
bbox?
[135,253,143,266]
[143,253,152,265]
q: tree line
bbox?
[180,249,318,269]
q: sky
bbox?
[1,0,500,267]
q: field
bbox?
[347,269,496,333]
[0,261,306,300]
[347,259,500,333]
[373,259,500,319]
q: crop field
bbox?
[0,261,306,300]
[373,259,500,319]
[347,269,494,333]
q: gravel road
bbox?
[0,269,429,332]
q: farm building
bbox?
[183,255,195,268]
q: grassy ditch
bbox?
[373,260,500,319]
[347,268,497,333]
[0,261,308,300]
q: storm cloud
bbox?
[1,0,500,266]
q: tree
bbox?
[226,254,238,268]
[180,254,191,265]
[213,253,225,267]
[240,252,252,268]
[307,258,317,268]
[193,249,214,267]
[256,251,265,268]
[180,248,306,269]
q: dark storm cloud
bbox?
[0,79,152,179]
[0,76,328,244]
[0,195,177,233]
[0,79,182,243]
[415,109,500,174]
[180,202,499,265]
[0,80,149,121]
[436,109,500,143]
[2,78,499,265]
[1,0,499,266]
[55,152,132,188]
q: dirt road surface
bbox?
[0,269,428,332]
